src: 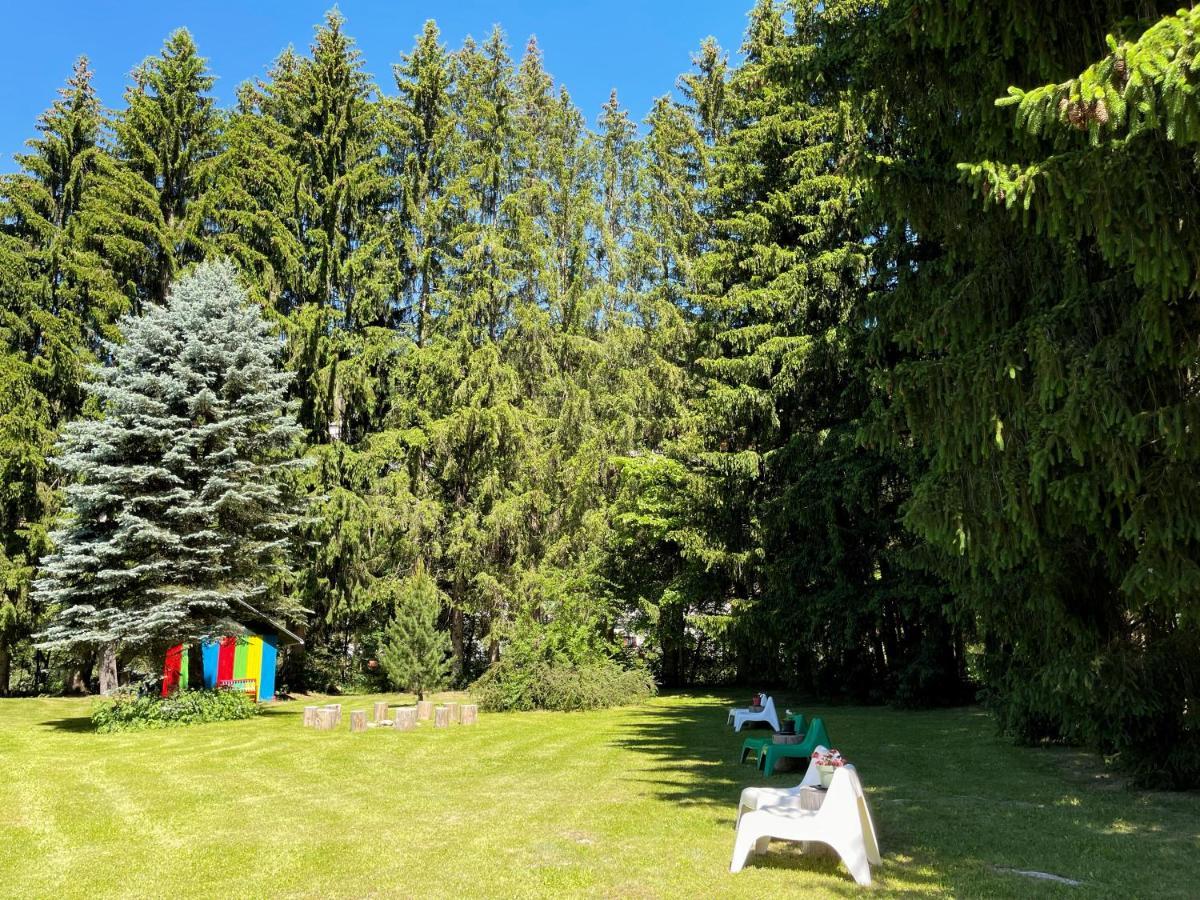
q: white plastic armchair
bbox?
[735,747,827,827]
[730,765,882,886]
[727,694,770,727]
[731,695,781,732]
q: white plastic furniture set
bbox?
[727,694,781,732]
[727,716,882,885]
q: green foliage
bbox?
[6,4,1198,787]
[91,687,259,733]
[0,57,124,692]
[832,0,1200,784]
[377,562,453,700]
[471,605,656,712]
[472,656,656,713]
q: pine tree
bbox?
[686,0,965,700]
[81,30,220,312]
[35,260,303,692]
[829,0,1199,781]
[386,19,459,346]
[0,57,123,693]
[249,12,397,689]
[377,561,453,700]
[260,11,392,445]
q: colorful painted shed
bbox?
[162,633,278,701]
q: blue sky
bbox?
[0,1,752,172]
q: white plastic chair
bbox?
[730,765,882,886]
[731,695,781,732]
[735,747,828,827]
[727,694,770,727]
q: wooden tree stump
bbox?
[303,705,318,727]
[446,701,461,724]
[434,706,450,727]
[323,703,342,726]
[373,701,390,723]
[772,732,804,772]
[416,700,433,720]
[394,706,418,731]
[315,708,336,731]
[461,704,478,726]
[350,709,367,733]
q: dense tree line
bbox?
[1,2,1196,785]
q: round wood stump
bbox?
[446,701,460,724]
[416,700,433,720]
[303,705,318,727]
[315,707,336,731]
[434,706,450,727]
[394,706,418,731]
[350,709,367,733]
[373,701,390,723]
[323,703,342,726]
[772,732,804,772]
[461,704,478,726]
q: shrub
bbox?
[472,655,656,712]
[91,688,260,733]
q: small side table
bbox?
[771,732,804,773]
[797,785,826,811]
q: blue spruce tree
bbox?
[36,260,303,692]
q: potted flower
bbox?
[811,748,847,788]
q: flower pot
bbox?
[818,764,837,788]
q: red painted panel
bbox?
[217,635,237,683]
[162,644,183,697]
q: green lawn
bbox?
[1,692,1196,898]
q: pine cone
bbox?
[1075,102,1094,131]
[1092,98,1109,126]
[1113,56,1128,86]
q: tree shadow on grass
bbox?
[38,702,296,733]
[608,691,811,812]
[38,715,95,733]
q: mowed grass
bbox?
[1,692,1197,898]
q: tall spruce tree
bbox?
[249,13,400,689]
[35,260,302,692]
[386,19,458,346]
[0,57,123,693]
[81,30,220,312]
[827,0,1198,782]
[687,0,965,701]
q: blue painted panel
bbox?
[258,633,278,700]
[201,640,220,689]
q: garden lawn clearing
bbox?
[1,692,1197,898]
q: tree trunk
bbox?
[0,641,10,697]
[98,642,119,695]
[281,622,307,692]
[451,607,465,680]
[66,648,95,696]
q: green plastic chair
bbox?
[758,717,831,777]
[739,713,807,764]
[739,736,771,764]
